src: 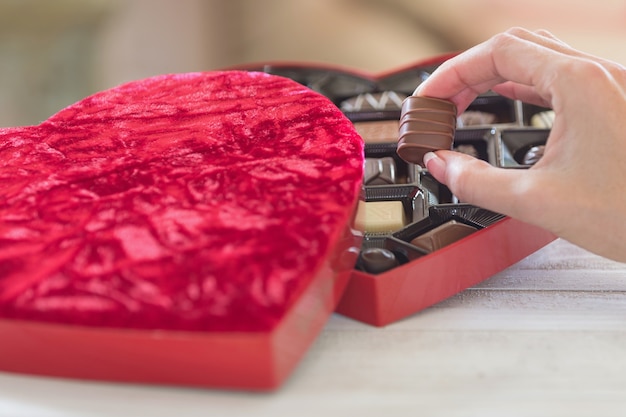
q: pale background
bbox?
[1,0,625,127]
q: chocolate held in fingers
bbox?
[397,96,457,166]
[398,118,456,137]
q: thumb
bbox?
[423,151,537,223]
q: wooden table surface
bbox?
[2,238,626,417]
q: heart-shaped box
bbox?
[0,55,557,391]
[236,58,556,327]
[0,71,364,390]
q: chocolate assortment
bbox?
[330,69,550,275]
[241,61,556,328]
[350,98,550,274]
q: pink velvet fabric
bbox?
[0,71,364,332]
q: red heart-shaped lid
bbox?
[0,71,364,333]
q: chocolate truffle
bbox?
[397,96,457,166]
[360,247,399,274]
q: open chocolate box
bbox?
[241,59,556,326]
[0,56,555,391]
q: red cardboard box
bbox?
[337,216,555,326]
[0,226,357,390]
[0,56,556,391]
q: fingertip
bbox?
[423,151,446,180]
[422,151,437,166]
[412,85,422,96]
[431,151,533,221]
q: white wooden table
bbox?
[2,238,626,417]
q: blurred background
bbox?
[1,0,625,127]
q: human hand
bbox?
[414,27,626,262]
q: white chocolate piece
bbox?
[354,200,407,233]
[530,110,555,128]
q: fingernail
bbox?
[423,151,440,168]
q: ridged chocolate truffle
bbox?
[397,96,457,166]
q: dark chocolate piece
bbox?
[409,220,477,252]
[360,247,399,274]
[397,96,457,166]
[364,157,396,185]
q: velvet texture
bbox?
[0,71,364,332]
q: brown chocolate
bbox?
[360,247,399,274]
[354,120,399,144]
[397,96,457,166]
[409,220,477,252]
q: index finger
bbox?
[415,28,562,112]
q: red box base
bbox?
[337,217,556,326]
[0,222,359,391]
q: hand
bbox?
[415,27,626,262]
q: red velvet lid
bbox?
[0,71,364,389]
